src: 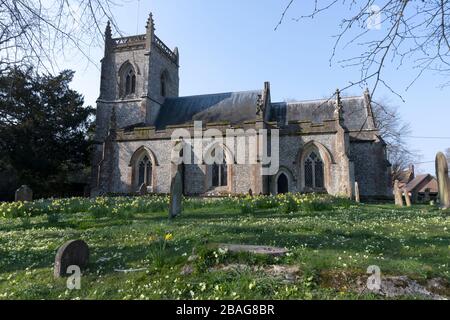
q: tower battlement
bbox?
[109,34,178,65]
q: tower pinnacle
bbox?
[334,88,344,121]
[146,12,155,31]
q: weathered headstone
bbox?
[404,189,412,207]
[138,183,147,196]
[354,182,360,203]
[394,180,404,207]
[169,166,183,219]
[214,244,288,256]
[435,152,450,209]
[424,188,431,203]
[54,240,89,278]
[15,185,33,202]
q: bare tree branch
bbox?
[275,0,450,96]
[0,0,122,73]
[372,98,420,182]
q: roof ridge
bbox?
[274,95,363,105]
[170,89,261,100]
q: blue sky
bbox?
[63,0,449,174]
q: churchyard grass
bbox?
[0,195,448,300]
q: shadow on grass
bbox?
[0,221,82,233]
[0,246,58,274]
[2,204,448,278]
[204,224,450,262]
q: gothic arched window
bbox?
[304,151,324,189]
[211,148,227,187]
[138,155,152,187]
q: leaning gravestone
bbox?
[15,185,33,202]
[394,180,404,207]
[435,152,450,209]
[169,167,183,219]
[54,240,90,278]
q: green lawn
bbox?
[0,195,449,300]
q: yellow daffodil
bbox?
[164,233,173,241]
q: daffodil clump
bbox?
[147,230,174,268]
[0,195,174,219]
[0,197,91,218]
[0,193,354,219]
[238,193,354,214]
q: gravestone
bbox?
[435,152,450,209]
[424,188,430,202]
[15,185,33,202]
[138,183,147,196]
[54,240,90,278]
[394,180,404,207]
[354,182,360,203]
[214,244,288,256]
[404,189,412,207]
[169,166,183,219]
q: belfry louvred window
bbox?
[125,69,136,95]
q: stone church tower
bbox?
[92,14,179,195]
[95,13,179,141]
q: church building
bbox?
[91,13,392,198]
